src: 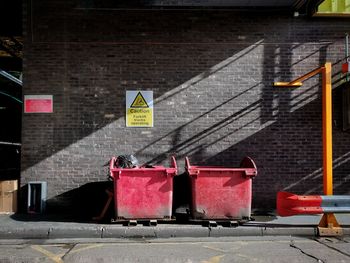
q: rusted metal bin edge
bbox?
[185,156,257,178]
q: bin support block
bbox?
[128,220,138,226]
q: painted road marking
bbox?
[29,240,315,262]
[202,245,228,253]
[31,245,64,263]
[69,244,105,254]
[236,253,259,261]
[201,255,225,263]
[30,244,107,262]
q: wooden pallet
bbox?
[189,217,252,227]
[110,217,176,226]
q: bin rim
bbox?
[185,156,257,169]
[187,166,256,171]
[185,156,257,178]
[109,156,178,178]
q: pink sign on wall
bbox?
[24,95,53,113]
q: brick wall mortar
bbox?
[22,1,350,211]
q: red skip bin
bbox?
[185,156,257,220]
[109,156,177,219]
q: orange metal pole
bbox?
[322,62,333,195]
[275,64,333,195]
[289,67,323,84]
[274,63,341,235]
[318,63,342,236]
[274,67,323,87]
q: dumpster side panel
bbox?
[114,171,173,219]
[191,171,252,219]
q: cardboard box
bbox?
[0,180,18,214]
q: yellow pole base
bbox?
[317,213,343,236]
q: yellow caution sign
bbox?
[130,92,149,108]
[127,108,153,127]
[126,91,153,127]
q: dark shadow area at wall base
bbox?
[12,175,193,224]
[172,172,192,221]
[13,181,114,223]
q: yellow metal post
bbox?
[318,62,342,236]
[322,62,333,195]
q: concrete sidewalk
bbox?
[0,213,350,239]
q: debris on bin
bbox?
[114,154,139,168]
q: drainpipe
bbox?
[346,33,349,81]
[0,69,22,86]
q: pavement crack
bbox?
[314,238,350,258]
[335,237,349,243]
[100,227,104,238]
[47,227,52,238]
[61,243,77,260]
[290,241,325,263]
